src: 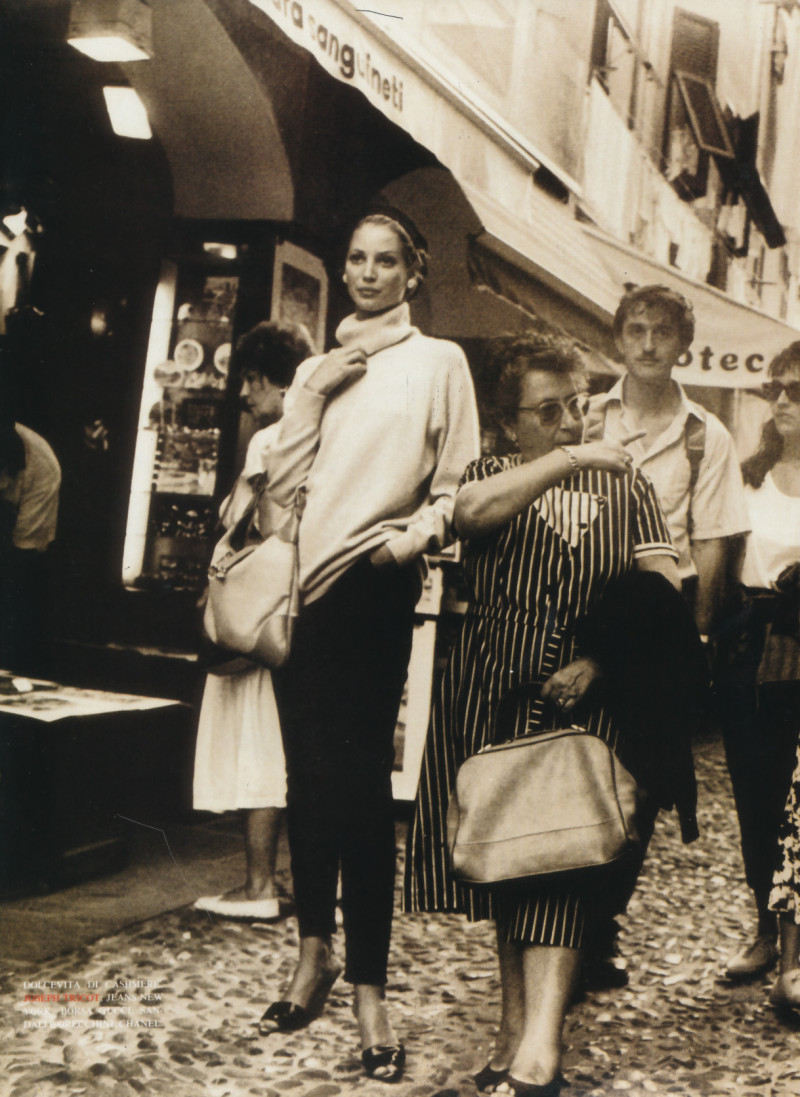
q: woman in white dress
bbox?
[193,320,312,920]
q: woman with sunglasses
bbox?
[405,333,684,1096]
[715,342,800,1004]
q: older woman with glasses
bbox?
[716,341,800,1001]
[405,332,689,1096]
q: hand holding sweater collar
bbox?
[335,302,414,358]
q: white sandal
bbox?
[193,894,280,919]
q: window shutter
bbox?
[662,8,722,198]
[670,8,719,79]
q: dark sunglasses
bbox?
[761,379,800,403]
[518,394,589,427]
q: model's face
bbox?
[344,223,412,317]
[512,369,585,462]
[240,370,284,425]
[768,366,800,440]
[616,303,688,385]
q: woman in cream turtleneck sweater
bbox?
[257,211,480,1081]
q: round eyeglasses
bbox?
[761,379,800,404]
[517,394,589,427]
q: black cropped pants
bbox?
[273,556,417,985]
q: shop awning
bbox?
[584,225,800,389]
[242,0,628,345]
[243,0,579,195]
[463,182,620,351]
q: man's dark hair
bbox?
[613,284,695,348]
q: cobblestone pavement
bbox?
[3,733,800,1097]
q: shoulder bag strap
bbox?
[684,417,706,540]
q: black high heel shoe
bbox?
[361,1043,406,1083]
[258,1000,311,1033]
[258,964,341,1035]
[474,1062,509,1092]
[495,1073,564,1097]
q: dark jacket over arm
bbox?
[578,570,706,844]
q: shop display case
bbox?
[122,252,241,593]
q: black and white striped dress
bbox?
[403,454,676,948]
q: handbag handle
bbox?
[494,678,579,744]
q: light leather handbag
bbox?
[447,683,640,886]
[203,485,305,669]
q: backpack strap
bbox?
[684,415,706,540]
[586,399,706,538]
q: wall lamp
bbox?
[67,0,153,63]
[1,209,29,240]
[103,86,152,139]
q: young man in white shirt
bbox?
[588,284,749,636]
[586,285,752,983]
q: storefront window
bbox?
[122,257,239,592]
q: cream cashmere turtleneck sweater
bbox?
[264,303,480,603]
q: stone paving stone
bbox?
[2,734,800,1095]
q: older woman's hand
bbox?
[542,657,602,715]
[305,346,368,396]
[571,432,645,475]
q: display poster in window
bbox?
[270,241,328,353]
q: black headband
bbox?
[362,204,429,258]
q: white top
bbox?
[588,378,749,579]
[265,303,480,602]
[218,423,278,530]
[1,424,61,551]
[741,472,800,589]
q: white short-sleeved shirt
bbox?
[741,473,800,590]
[1,424,61,551]
[588,378,750,579]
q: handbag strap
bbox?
[227,478,307,552]
[494,679,578,744]
[227,481,264,553]
[257,483,306,544]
